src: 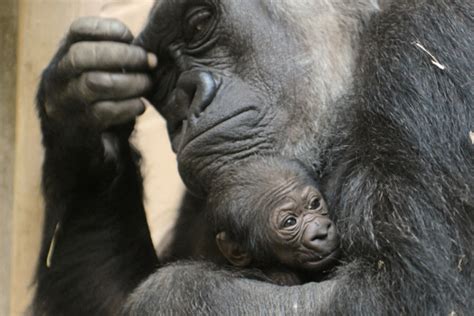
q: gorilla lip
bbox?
[302,249,340,270]
[175,106,259,154]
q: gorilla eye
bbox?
[308,197,321,210]
[282,216,297,228]
[185,7,214,46]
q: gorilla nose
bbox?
[175,71,217,120]
[303,217,333,251]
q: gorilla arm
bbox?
[33,17,158,315]
[124,262,336,315]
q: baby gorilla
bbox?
[207,157,340,285]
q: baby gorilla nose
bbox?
[303,217,335,253]
[175,70,217,121]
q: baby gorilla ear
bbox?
[216,232,252,267]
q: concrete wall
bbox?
[0,1,183,315]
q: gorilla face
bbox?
[136,0,360,195]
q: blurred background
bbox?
[0,1,184,315]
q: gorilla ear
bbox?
[216,232,252,267]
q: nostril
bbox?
[175,87,194,110]
[326,221,332,230]
[310,220,331,241]
[175,71,217,119]
[311,229,328,241]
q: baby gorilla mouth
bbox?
[302,248,341,271]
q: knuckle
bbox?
[107,18,127,30]
[133,75,152,93]
[105,18,132,39]
[91,103,110,127]
[119,75,149,96]
[128,99,143,112]
[68,42,81,54]
[91,72,113,88]
[69,17,99,36]
[83,72,112,94]
[108,105,121,120]
[128,46,147,64]
[97,102,121,126]
[119,26,132,42]
[103,17,123,27]
[67,43,85,69]
[69,18,87,34]
[69,17,132,42]
[140,75,152,89]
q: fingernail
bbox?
[147,53,158,68]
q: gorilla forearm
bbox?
[33,18,158,315]
[125,262,428,316]
[34,133,158,315]
[124,262,336,315]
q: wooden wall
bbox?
[0,0,18,314]
[0,1,183,315]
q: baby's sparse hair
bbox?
[207,156,314,262]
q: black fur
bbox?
[321,1,474,313]
[34,57,158,314]
[127,1,473,314]
[34,0,473,315]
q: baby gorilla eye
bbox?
[308,197,321,210]
[282,216,298,228]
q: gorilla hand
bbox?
[39,17,157,137]
[33,22,160,316]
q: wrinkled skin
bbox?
[138,0,318,196]
[210,157,340,280]
[267,185,339,272]
[33,0,473,315]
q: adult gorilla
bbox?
[33,0,473,315]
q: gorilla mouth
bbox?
[302,249,340,271]
[174,106,260,154]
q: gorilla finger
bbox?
[68,17,133,44]
[92,99,146,129]
[59,42,157,74]
[75,72,152,103]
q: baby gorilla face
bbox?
[266,183,339,271]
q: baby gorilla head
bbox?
[208,157,340,283]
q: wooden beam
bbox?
[0,1,18,315]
